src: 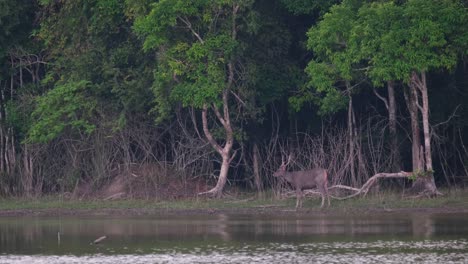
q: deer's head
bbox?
[273,154,292,177]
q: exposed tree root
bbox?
[198,187,223,198]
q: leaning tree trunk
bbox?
[200,68,236,197]
[192,4,240,198]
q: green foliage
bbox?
[242,3,302,107]
[4,98,33,140]
[0,0,39,146]
[0,0,33,54]
[354,0,468,85]
[0,0,36,80]
[28,81,97,143]
[35,0,154,137]
[409,169,435,181]
[134,0,255,122]
[298,0,468,114]
[295,0,362,115]
[280,0,340,15]
[290,61,348,115]
[124,0,152,18]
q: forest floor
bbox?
[0,188,467,217]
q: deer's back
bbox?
[288,168,327,189]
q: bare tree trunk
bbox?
[413,71,433,171]
[22,145,34,197]
[198,4,240,197]
[387,81,400,171]
[0,85,4,173]
[410,71,438,195]
[404,85,422,172]
[347,90,357,187]
[200,88,235,197]
[252,142,263,193]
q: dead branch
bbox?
[279,171,412,201]
[331,171,412,200]
[103,192,126,201]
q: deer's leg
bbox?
[295,189,303,209]
[318,185,327,208]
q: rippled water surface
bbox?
[0,212,467,263]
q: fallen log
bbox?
[280,171,415,200]
[331,171,413,200]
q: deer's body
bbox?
[274,157,330,209]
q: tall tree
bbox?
[134,0,256,197]
[354,0,468,194]
[0,0,38,194]
[352,2,404,172]
[31,0,154,142]
[23,0,155,195]
[292,0,367,186]
[297,0,468,193]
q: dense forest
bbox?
[0,0,467,199]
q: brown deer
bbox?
[273,155,330,209]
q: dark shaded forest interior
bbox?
[0,0,467,200]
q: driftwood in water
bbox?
[92,236,107,244]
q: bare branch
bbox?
[202,104,223,154]
[433,104,461,128]
[212,103,227,128]
[222,89,231,128]
[373,88,389,110]
[177,16,205,44]
[230,90,246,107]
[229,149,238,164]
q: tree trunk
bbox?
[207,154,230,198]
[404,85,422,172]
[22,145,34,197]
[347,88,357,187]
[200,87,235,197]
[252,142,263,193]
[387,81,400,171]
[415,71,433,171]
[197,4,240,197]
[408,71,438,195]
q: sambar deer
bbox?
[273,155,330,209]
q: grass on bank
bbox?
[0,188,467,212]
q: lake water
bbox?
[0,211,467,263]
